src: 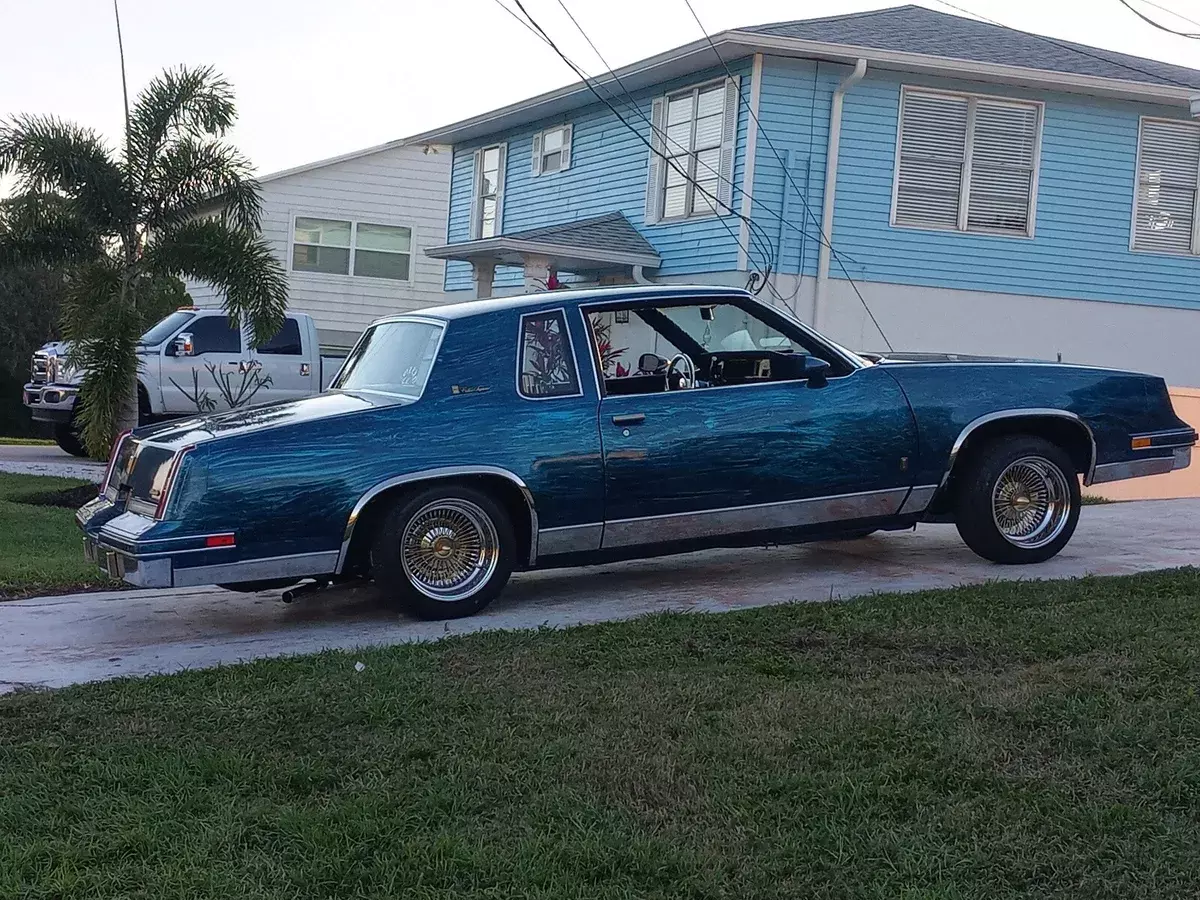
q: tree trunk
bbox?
[114,372,139,436]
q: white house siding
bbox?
[185,144,452,349]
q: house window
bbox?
[893,88,1042,237]
[644,77,739,225]
[354,223,412,280]
[292,217,351,274]
[1133,117,1200,255]
[533,125,573,175]
[472,144,507,239]
[291,218,412,281]
[518,310,581,399]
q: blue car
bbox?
[78,285,1195,618]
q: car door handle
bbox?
[611,413,646,426]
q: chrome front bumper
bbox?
[23,382,78,423]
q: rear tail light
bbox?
[101,430,132,496]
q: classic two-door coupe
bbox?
[78,285,1195,618]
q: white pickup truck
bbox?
[23,308,346,456]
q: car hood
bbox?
[133,390,403,449]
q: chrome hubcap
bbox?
[991,455,1072,549]
[400,499,499,602]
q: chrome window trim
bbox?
[940,409,1097,487]
[336,465,539,573]
[515,307,585,401]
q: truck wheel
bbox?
[53,422,88,457]
[954,436,1080,564]
[370,484,515,619]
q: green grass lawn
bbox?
[0,473,112,599]
[2,569,1198,898]
[0,436,54,446]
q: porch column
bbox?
[472,260,496,300]
[523,254,554,292]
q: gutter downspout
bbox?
[813,57,866,332]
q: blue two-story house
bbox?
[412,5,1200,387]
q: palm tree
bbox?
[0,66,287,456]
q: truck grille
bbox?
[30,354,49,385]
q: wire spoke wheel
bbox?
[991,455,1072,549]
[400,498,500,602]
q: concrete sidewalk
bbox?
[3,499,1197,693]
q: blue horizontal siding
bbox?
[443,60,754,292]
[825,71,1200,310]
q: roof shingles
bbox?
[505,212,659,258]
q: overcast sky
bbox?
[0,0,1197,183]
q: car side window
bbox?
[257,319,302,355]
[187,316,242,354]
[518,310,581,399]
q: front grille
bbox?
[30,354,48,385]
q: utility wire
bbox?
[929,0,1198,87]
[489,0,775,281]
[1138,0,1200,31]
[679,0,895,352]
[1116,0,1200,38]
[550,0,781,273]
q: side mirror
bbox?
[637,352,666,373]
[172,333,195,357]
[803,355,831,387]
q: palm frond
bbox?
[146,219,287,346]
[0,115,126,231]
[0,193,105,269]
[145,138,261,231]
[59,260,140,456]
[127,66,236,171]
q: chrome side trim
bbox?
[941,409,1097,487]
[174,551,340,588]
[898,484,938,516]
[1091,449,1188,484]
[335,465,539,573]
[601,487,909,549]
[537,522,603,555]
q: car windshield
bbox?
[331,320,444,400]
[140,311,196,346]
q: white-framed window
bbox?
[644,76,739,225]
[892,87,1043,238]
[1132,117,1200,256]
[471,144,507,239]
[532,125,573,176]
[291,217,412,281]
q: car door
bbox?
[251,317,316,403]
[159,313,247,413]
[590,301,919,549]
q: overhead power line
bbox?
[679,0,895,352]
[1137,0,1200,31]
[1116,0,1200,38]
[488,0,777,285]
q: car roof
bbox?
[391,284,754,323]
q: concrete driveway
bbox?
[0,444,104,481]
[2,499,1197,693]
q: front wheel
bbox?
[954,436,1080,564]
[370,484,515,619]
[53,422,88,457]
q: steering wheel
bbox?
[664,353,696,391]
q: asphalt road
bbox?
[3,499,1197,693]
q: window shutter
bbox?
[531,132,543,176]
[494,143,508,235]
[966,100,1039,235]
[470,148,484,239]
[717,75,740,214]
[560,124,573,170]
[894,91,969,229]
[1134,118,1200,254]
[645,96,667,225]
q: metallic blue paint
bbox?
[77,285,1196,589]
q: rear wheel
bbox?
[370,484,515,619]
[954,436,1080,564]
